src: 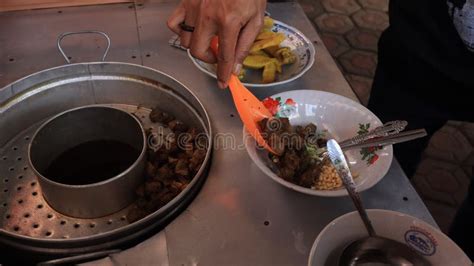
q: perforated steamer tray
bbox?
[0,62,212,255]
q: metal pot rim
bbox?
[0,62,213,245]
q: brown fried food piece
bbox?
[287,133,304,151]
[175,159,190,177]
[128,107,207,224]
[145,162,157,178]
[259,117,295,154]
[283,150,300,172]
[190,149,206,172]
[150,108,174,123]
[268,133,285,155]
[279,167,295,182]
[261,118,331,190]
[259,117,291,134]
[155,165,173,180]
[317,138,327,148]
[187,127,199,141]
[153,147,170,166]
[298,164,322,188]
[145,180,163,195]
[258,118,271,134]
[303,123,317,137]
[168,120,188,132]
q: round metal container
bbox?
[0,62,212,259]
[29,106,147,218]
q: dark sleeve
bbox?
[382,0,474,87]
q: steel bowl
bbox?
[29,106,147,218]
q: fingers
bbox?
[167,1,197,48]
[180,13,197,48]
[189,13,217,63]
[233,16,263,75]
[167,3,185,35]
[216,20,241,88]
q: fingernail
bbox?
[218,81,227,89]
[232,63,242,75]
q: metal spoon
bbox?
[313,128,427,162]
[326,139,431,266]
[339,120,408,148]
[311,120,409,161]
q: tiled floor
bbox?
[298,0,387,105]
[412,122,474,232]
[297,0,474,233]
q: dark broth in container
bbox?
[43,139,140,185]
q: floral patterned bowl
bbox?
[188,19,315,87]
[243,90,393,197]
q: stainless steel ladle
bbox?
[326,139,431,266]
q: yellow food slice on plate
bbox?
[249,49,270,56]
[238,68,246,80]
[275,47,297,65]
[264,46,297,65]
[272,59,282,73]
[263,16,274,30]
[262,62,277,83]
[250,33,286,53]
[243,55,274,69]
[256,31,278,41]
[264,45,280,56]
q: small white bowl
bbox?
[243,90,393,197]
[188,19,315,87]
[308,209,472,266]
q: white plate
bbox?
[188,20,315,87]
[243,90,393,197]
[308,209,472,266]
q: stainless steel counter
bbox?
[0,1,435,265]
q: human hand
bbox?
[167,0,267,88]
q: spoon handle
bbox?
[341,129,427,151]
[327,139,377,237]
[339,120,408,147]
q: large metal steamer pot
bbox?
[0,32,212,260]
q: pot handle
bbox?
[57,31,111,64]
[37,249,121,265]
